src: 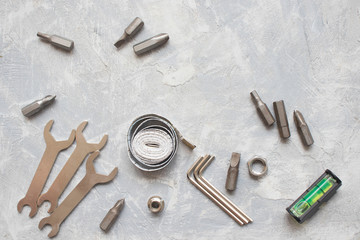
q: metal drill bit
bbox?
[250,90,275,126]
[225,152,240,191]
[21,95,56,117]
[114,17,144,48]
[294,110,314,146]
[273,100,290,138]
[133,33,169,55]
[37,32,74,51]
[100,199,125,232]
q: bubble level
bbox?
[286,169,342,223]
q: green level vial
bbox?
[286,169,342,223]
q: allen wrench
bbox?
[187,155,252,226]
[195,156,252,224]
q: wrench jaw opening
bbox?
[86,134,108,152]
[43,120,56,144]
[84,151,118,185]
[17,197,38,218]
[75,121,108,153]
[39,217,60,238]
[37,192,58,213]
[94,168,118,184]
[55,130,76,150]
[43,120,75,149]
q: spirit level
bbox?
[286,169,342,223]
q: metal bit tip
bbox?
[225,152,240,191]
[37,32,74,51]
[133,33,169,55]
[114,34,127,48]
[21,95,56,117]
[294,110,314,146]
[37,32,51,41]
[250,90,275,126]
[114,17,144,48]
[100,199,125,232]
[250,90,261,101]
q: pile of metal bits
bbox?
[36,17,169,55]
[187,154,253,226]
[114,17,169,55]
[250,90,314,146]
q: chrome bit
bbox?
[133,33,169,55]
[100,199,125,232]
[225,152,240,191]
[250,90,275,126]
[37,32,74,51]
[21,95,56,117]
[273,100,290,139]
[114,17,144,48]
[294,110,314,146]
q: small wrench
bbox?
[17,120,75,217]
[37,121,108,213]
[39,151,118,238]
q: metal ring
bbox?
[247,157,268,177]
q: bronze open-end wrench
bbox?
[37,121,108,213]
[17,120,75,218]
[39,151,118,238]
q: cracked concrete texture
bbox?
[1,0,360,239]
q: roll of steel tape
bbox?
[127,114,179,171]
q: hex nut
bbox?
[147,196,164,213]
[247,157,268,177]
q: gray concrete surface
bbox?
[1,0,359,239]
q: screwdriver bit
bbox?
[100,199,125,232]
[37,32,74,51]
[133,33,169,55]
[114,17,144,48]
[294,110,314,146]
[273,100,290,138]
[250,90,275,126]
[225,152,240,191]
[21,95,56,117]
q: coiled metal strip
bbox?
[128,114,194,171]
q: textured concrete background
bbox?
[1,0,360,239]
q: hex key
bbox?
[198,156,253,223]
[187,156,244,226]
[194,156,251,224]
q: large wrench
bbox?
[17,120,75,217]
[37,121,108,213]
[39,151,118,238]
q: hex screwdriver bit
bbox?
[133,33,169,55]
[114,17,144,48]
[37,32,74,51]
[21,95,56,117]
[273,100,290,138]
[225,152,241,191]
[294,110,314,146]
[100,199,125,232]
[250,90,275,126]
